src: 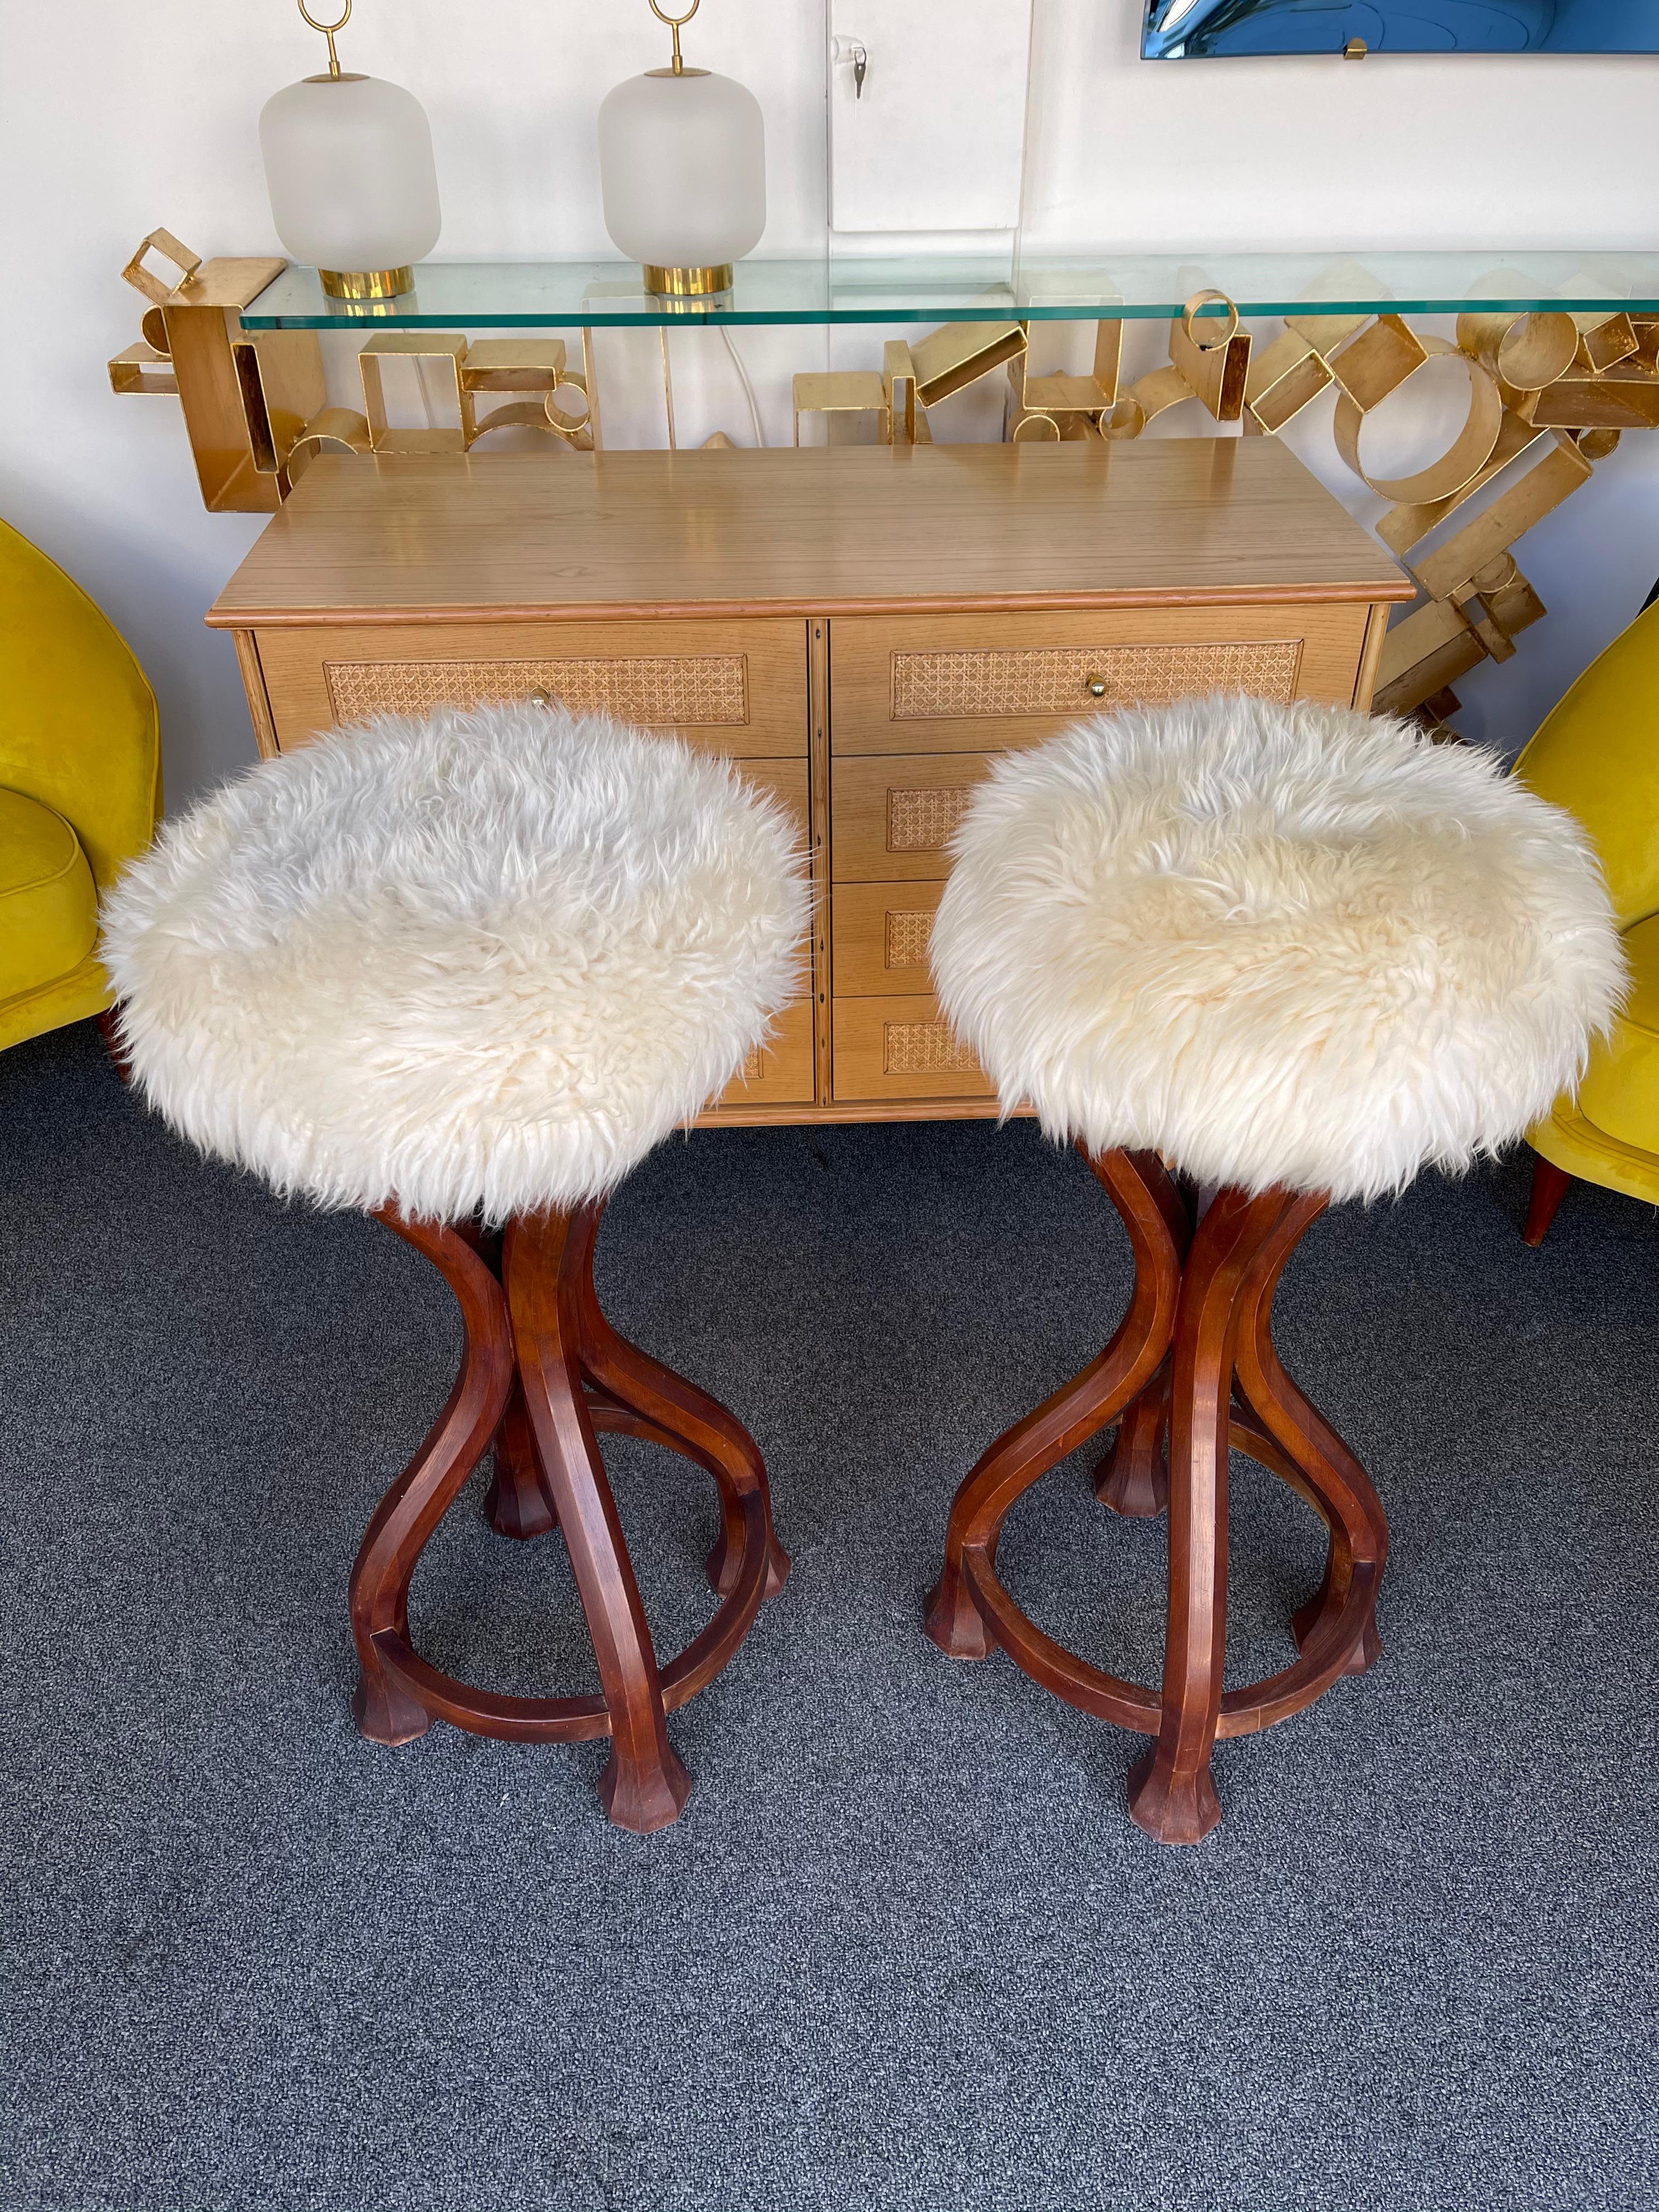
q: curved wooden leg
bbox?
[565,1207,789,1602]
[351,1214,516,1746]
[1230,1193,1388,1683]
[484,1377,560,1541]
[1093,1355,1172,1519]
[1522,1153,1572,1247]
[923,1149,1186,1661]
[505,1207,692,1835]
[1128,1187,1296,1847]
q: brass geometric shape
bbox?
[793,371,890,448]
[1373,598,1486,718]
[1457,309,1578,393]
[121,228,202,307]
[1572,311,1639,375]
[1334,339,1502,505]
[459,338,568,391]
[1169,294,1250,424]
[1244,331,1332,435]
[907,322,1027,409]
[232,330,328,475]
[358,332,470,454]
[1327,314,1428,411]
[108,341,178,397]
[1530,365,1659,432]
[1412,434,1593,600]
[1376,408,1546,557]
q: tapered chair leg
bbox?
[1522,1153,1573,1246]
[484,1377,560,1540]
[349,1219,516,1746]
[1093,1354,1172,1518]
[505,1210,692,1834]
[1127,1188,1294,1846]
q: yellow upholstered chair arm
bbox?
[0,518,161,891]
[1514,599,1659,928]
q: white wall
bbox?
[4,0,1657,799]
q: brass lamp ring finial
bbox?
[298,0,352,77]
[648,0,699,74]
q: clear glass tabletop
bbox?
[239,251,1659,331]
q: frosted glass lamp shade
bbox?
[597,69,765,295]
[259,74,441,300]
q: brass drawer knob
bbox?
[528,686,552,708]
[1086,674,1108,698]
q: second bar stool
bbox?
[101,701,808,1832]
[924,694,1623,1844]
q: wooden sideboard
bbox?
[208,441,1411,1125]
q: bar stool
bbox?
[924,694,1624,1844]
[101,701,808,1832]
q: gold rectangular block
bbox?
[1530,365,1659,432]
[359,331,470,453]
[1573,312,1638,374]
[1373,599,1485,717]
[1244,331,1332,435]
[1376,410,1546,557]
[793,371,890,447]
[1169,314,1250,425]
[1412,436,1593,599]
[460,338,568,392]
[121,228,201,306]
[907,321,1027,408]
[1327,315,1427,411]
[108,341,177,397]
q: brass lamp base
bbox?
[320,266,416,302]
[642,263,734,298]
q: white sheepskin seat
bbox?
[100,702,809,1223]
[931,694,1625,1203]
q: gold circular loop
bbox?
[647,0,700,26]
[1333,342,1503,505]
[1182,290,1239,353]
[140,306,169,356]
[545,380,592,435]
[1011,410,1060,443]
[297,0,351,33]
[1103,396,1147,441]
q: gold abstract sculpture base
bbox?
[320,266,415,301]
[643,263,733,298]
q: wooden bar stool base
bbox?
[349,1199,788,1833]
[923,1147,1387,1847]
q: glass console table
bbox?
[111,233,1659,735]
[236,251,1659,330]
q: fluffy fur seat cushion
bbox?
[100,704,808,1222]
[931,695,1625,1202]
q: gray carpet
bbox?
[3,1019,1657,2212]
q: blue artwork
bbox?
[1143,1,1659,58]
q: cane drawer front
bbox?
[831,754,997,884]
[830,605,1374,757]
[832,880,947,997]
[253,618,808,759]
[710,996,815,1111]
[832,995,994,1104]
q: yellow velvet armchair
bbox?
[0,518,160,1053]
[1514,600,1659,1242]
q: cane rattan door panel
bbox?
[831,754,997,883]
[832,880,947,997]
[832,995,994,1103]
[254,618,808,758]
[830,605,1373,756]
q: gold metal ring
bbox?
[647,0,700,25]
[297,1,352,33]
[1181,290,1240,354]
[1333,338,1503,505]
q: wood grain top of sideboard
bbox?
[205,442,1412,629]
